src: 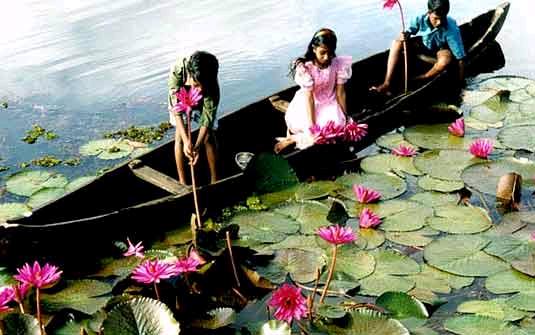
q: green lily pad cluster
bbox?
[22,124,58,144]
[103,122,173,144]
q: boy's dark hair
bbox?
[187,51,220,100]
[289,28,337,79]
[428,0,449,17]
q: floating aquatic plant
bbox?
[359,208,382,228]
[268,283,307,323]
[469,138,494,159]
[392,144,417,157]
[353,184,381,203]
[123,238,145,258]
[448,118,465,137]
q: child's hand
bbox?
[398,32,410,42]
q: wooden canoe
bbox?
[0,2,510,264]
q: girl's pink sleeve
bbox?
[295,63,314,91]
[335,56,353,84]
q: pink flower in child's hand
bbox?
[174,86,203,116]
[174,256,201,274]
[344,119,368,142]
[383,0,399,9]
[392,144,417,157]
[448,118,465,137]
[359,208,382,228]
[317,225,356,245]
[469,138,493,159]
[14,261,62,289]
[131,259,176,284]
[123,238,144,258]
[0,287,15,313]
[353,184,381,204]
[268,283,308,323]
[188,248,206,265]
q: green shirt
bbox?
[167,56,219,129]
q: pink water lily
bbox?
[530,232,535,242]
[268,283,308,323]
[392,144,417,157]
[469,138,494,159]
[12,282,29,304]
[359,208,382,228]
[174,256,201,274]
[383,0,398,9]
[310,121,345,145]
[317,224,356,245]
[353,184,381,203]
[14,261,62,289]
[0,287,15,313]
[344,118,368,142]
[188,248,206,266]
[448,118,465,137]
[173,86,203,116]
[123,238,144,258]
[131,259,176,284]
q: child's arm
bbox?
[305,90,315,127]
[336,84,347,115]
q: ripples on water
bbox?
[0,0,533,184]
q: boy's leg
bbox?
[414,49,453,80]
[204,130,218,184]
[174,130,187,185]
[372,38,404,94]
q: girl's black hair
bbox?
[428,0,449,17]
[187,51,220,101]
[289,28,337,79]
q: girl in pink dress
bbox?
[276,28,352,152]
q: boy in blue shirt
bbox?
[371,0,466,95]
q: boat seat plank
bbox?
[269,95,289,113]
[128,160,191,196]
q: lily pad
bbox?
[465,116,504,131]
[258,185,299,207]
[376,132,415,150]
[498,125,535,152]
[6,170,68,196]
[348,200,417,219]
[403,124,475,150]
[478,76,534,92]
[259,320,290,335]
[357,228,386,250]
[229,211,300,243]
[80,139,134,160]
[469,93,519,124]
[372,250,421,275]
[336,172,406,201]
[102,297,181,335]
[506,292,535,312]
[27,187,66,209]
[424,235,508,276]
[385,227,439,247]
[317,304,347,319]
[0,202,31,221]
[376,291,428,319]
[462,157,535,195]
[256,248,325,284]
[457,299,527,321]
[42,279,113,315]
[0,313,40,335]
[65,176,96,193]
[427,205,492,234]
[190,308,236,330]
[295,181,341,200]
[444,315,526,335]
[317,309,410,335]
[417,175,464,193]
[486,269,535,295]
[360,154,422,177]
[484,236,532,262]
[414,150,483,182]
[409,192,459,207]
[380,203,433,232]
[415,264,474,292]
[261,235,322,254]
[274,201,330,235]
[248,153,299,194]
[334,246,376,281]
[359,274,416,297]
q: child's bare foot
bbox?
[369,83,392,96]
[274,138,296,154]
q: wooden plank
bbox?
[128,160,191,196]
[269,95,289,113]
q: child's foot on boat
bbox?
[369,83,393,96]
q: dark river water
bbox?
[0,0,533,200]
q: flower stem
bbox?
[319,245,338,304]
[187,117,202,230]
[36,287,43,335]
[397,1,408,94]
[308,267,321,320]
[153,282,161,301]
[18,302,25,314]
[226,231,241,287]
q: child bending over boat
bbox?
[275,28,352,153]
[168,51,219,185]
[371,0,466,95]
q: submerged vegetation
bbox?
[22,125,58,144]
[103,122,173,144]
[1,76,535,334]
